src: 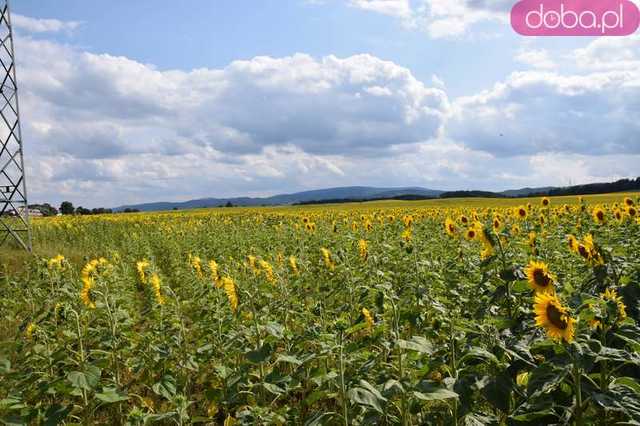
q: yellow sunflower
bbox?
[534,293,576,343]
[444,218,456,236]
[601,288,627,321]
[525,260,556,293]
[567,235,578,253]
[465,227,477,240]
[516,206,528,220]
[541,197,550,207]
[592,207,606,225]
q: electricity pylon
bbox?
[0,0,31,252]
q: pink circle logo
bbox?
[511,0,640,36]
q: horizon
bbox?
[11,1,640,208]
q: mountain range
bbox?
[115,176,640,212]
[114,185,549,212]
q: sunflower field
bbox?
[1,194,640,425]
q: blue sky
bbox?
[9,0,640,207]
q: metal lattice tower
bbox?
[0,0,31,252]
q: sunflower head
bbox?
[444,218,456,236]
[627,206,637,218]
[567,234,578,253]
[516,206,527,219]
[465,228,477,240]
[601,288,627,322]
[525,260,555,293]
[541,197,550,207]
[592,207,606,225]
[534,293,576,343]
[624,197,634,207]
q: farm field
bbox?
[1,193,640,425]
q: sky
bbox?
[10,0,640,208]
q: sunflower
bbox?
[258,260,276,284]
[525,260,556,293]
[627,206,637,218]
[534,293,576,343]
[222,277,238,313]
[149,273,165,305]
[47,254,66,271]
[624,197,634,207]
[480,245,494,260]
[567,235,578,253]
[516,206,528,220]
[401,228,412,243]
[136,260,150,284]
[541,197,550,207]
[444,218,456,236]
[288,256,299,275]
[492,216,502,232]
[362,308,374,330]
[321,248,335,270]
[464,227,477,240]
[592,207,606,225]
[358,239,369,261]
[247,255,258,273]
[459,215,469,225]
[189,255,204,278]
[601,288,627,321]
[613,208,623,223]
[209,260,222,287]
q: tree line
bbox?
[24,201,140,217]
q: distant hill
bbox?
[115,186,443,212]
[114,178,640,212]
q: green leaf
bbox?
[613,377,640,394]
[397,336,434,354]
[0,358,10,374]
[526,362,568,397]
[512,280,530,293]
[67,365,101,391]
[348,386,385,414]
[459,347,499,366]
[43,404,73,426]
[263,322,285,339]
[152,375,177,400]
[246,343,273,364]
[262,382,285,395]
[413,389,458,401]
[414,381,458,401]
[276,354,302,366]
[95,387,129,403]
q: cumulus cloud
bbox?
[346,0,510,38]
[573,34,640,71]
[447,70,640,157]
[17,36,451,205]
[12,14,81,34]
[14,22,639,207]
[348,0,413,19]
[515,48,556,69]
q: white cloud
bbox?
[17,36,451,206]
[515,48,556,69]
[14,21,639,207]
[348,0,412,19]
[12,14,81,34]
[447,69,640,157]
[573,34,640,71]
[346,0,510,38]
